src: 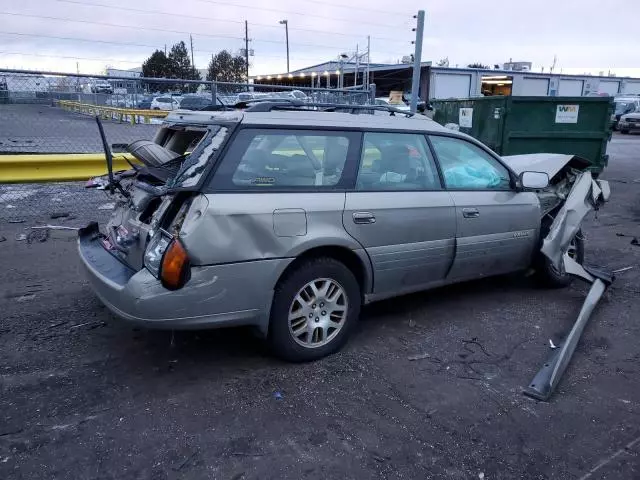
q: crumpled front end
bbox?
[541,172,610,272]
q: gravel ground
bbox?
[0,135,639,480]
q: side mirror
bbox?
[520,171,549,190]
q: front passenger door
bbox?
[428,135,540,281]
[343,132,456,296]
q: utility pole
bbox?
[244,21,250,83]
[164,44,167,56]
[410,10,425,113]
[279,20,289,73]
[189,34,195,71]
[366,36,370,87]
[354,44,359,87]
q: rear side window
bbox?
[212,129,356,189]
[356,132,441,191]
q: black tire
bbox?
[268,257,361,362]
[536,231,585,288]
[620,129,630,134]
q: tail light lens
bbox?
[160,239,191,290]
[144,230,191,290]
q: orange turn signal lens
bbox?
[160,239,191,290]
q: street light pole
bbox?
[279,19,290,73]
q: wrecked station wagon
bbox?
[79,104,609,361]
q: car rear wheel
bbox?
[268,257,361,362]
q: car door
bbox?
[343,132,456,296]
[428,135,540,281]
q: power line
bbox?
[0,11,404,51]
[55,0,410,44]
[0,31,403,64]
[0,51,143,64]
[0,12,244,42]
[190,0,405,29]
[0,31,162,50]
[296,0,408,17]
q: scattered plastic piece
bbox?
[15,234,27,241]
[631,237,639,246]
[273,391,283,400]
[549,339,557,349]
[50,212,70,219]
[98,202,115,210]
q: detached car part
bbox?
[524,172,612,401]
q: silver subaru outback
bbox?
[79,105,608,361]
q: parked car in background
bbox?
[178,94,226,110]
[80,106,608,362]
[91,80,113,94]
[135,96,153,110]
[618,110,640,134]
[612,96,640,130]
[151,96,181,110]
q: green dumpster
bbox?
[432,96,613,173]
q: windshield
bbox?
[615,102,634,114]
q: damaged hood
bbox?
[501,154,590,180]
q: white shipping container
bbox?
[558,79,584,96]
[432,73,472,99]
[521,77,549,96]
[599,80,620,95]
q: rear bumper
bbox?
[78,224,290,331]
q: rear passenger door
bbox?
[343,132,456,295]
[428,135,540,281]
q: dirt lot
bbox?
[1,135,639,480]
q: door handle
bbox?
[462,208,480,218]
[353,212,376,224]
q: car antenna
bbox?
[95,115,129,198]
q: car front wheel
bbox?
[268,257,361,362]
[536,231,585,288]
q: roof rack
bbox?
[242,100,416,117]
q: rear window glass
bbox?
[212,129,353,189]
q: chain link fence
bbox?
[0,69,374,224]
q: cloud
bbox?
[0,0,637,76]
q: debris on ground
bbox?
[273,391,283,400]
[631,237,639,246]
[15,234,26,241]
[612,266,634,274]
[27,229,49,244]
[16,294,36,303]
[50,212,70,219]
[30,225,79,231]
[8,219,25,224]
[98,202,115,210]
[0,236,6,242]
[408,353,431,361]
[549,339,557,349]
